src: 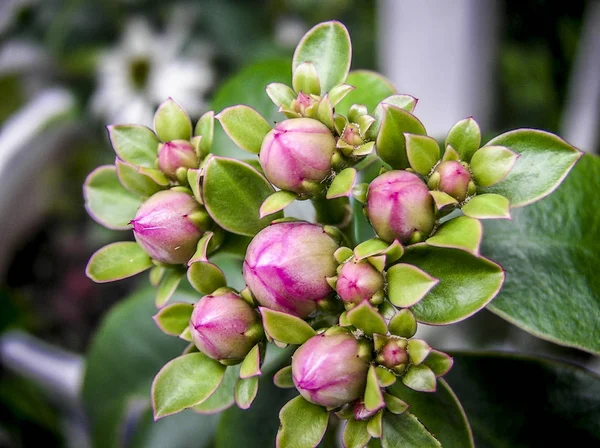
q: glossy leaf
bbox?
[277,396,329,448]
[388,379,473,448]
[266,83,296,107]
[260,190,298,218]
[407,339,431,365]
[402,365,436,392]
[354,238,390,260]
[381,412,441,448]
[347,302,387,336]
[86,242,152,283]
[273,366,294,388]
[462,194,510,220]
[367,412,383,438]
[482,155,600,354]
[445,118,481,162]
[235,377,259,409]
[426,216,483,255]
[423,350,453,377]
[107,125,159,168]
[446,353,600,446]
[216,105,272,154]
[152,352,226,419]
[153,303,193,337]
[429,191,458,212]
[327,168,357,199]
[187,261,227,295]
[388,309,417,338]
[375,366,397,388]
[387,263,439,308]
[328,83,355,107]
[260,308,316,345]
[470,145,518,187]
[292,62,321,95]
[194,111,215,155]
[292,21,351,94]
[383,392,409,415]
[343,419,371,448]
[405,134,440,175]
[479,129,581,207]
[153,98,192,142]
[401,245,504,325]
[365,365,385,412]
[193,365,240,414]
[376,105,426,169]
[115,159,166,197]
[155,268,185,308]
[336,70,396,117]
[202,156,280,236]
[239,344,262,379]
[84,165,143,230]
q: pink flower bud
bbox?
[431,161,472,201]
[365,170,435,243]
[131,190,207,264]
[189,292,262,363]
[259,118,336,195]
[243,222,338,318]
[157,140,199,178]
[292,333,370,408]
[376,339,408,373]
[336,261,384,305]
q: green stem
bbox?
[312,196,355,246]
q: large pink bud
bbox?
[259,118,336,195]
[430,160,472,202]
[336,261,384,306]
[189,292,263,364]
[131,190,208,264]
[292,332,370,408]
[365,171,435,243]
[243,221,338,318]
[157,140,199,178]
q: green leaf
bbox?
[407,339,431,365]
[445,118,481,162]
[115,159,166,197]
[365,365,385,412]
[482,155,600,354]
[277,396,330,448]
[343,419,371,448]
[187,261,227,295]
[266,82,297,107]
[260,307,316,345]
[192,365,240,414]
[155,268,185,308]
[328,83,355,107]
[292,62,321,95]
[383,392,409,415]
[376,105,426,169]
[234,376,259,410]
[216,105,272,154]
[194,111,215,155]
[153,98,192,142]
[187,169,203,204]
[401,245,504,325]
[402,365,436,392]
[107,125,160,168]
[152,352,226,419]
[388,309,417,338]
[273,366,294,388]
[375,366,397,388]
[426,216,483,255]
[240,344,262,379]
[387,263,439,308]
[462,194,510,220]
[202,156,280,236]
[381,412,441,448]
[347,302,387,336]
[367,412,383,438]
[336,70,396,117]
[86,242,152,283]
[83,165,143,230]
[446,352,600,446]
[423,351,453,377]
[327,168,357,199]
[429,191,458,212]
[388,379,473,448]
[406,134,440,175]
[354,238,390,260]
[153,303,193,336]
[260,190,298,218]
[369,95,419,140]
[470,145,518,187]
[293,21,351,94]
[479,129,582,207]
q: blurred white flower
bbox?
[91,16,213,127]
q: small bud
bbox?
[341,123,365,147]
[365,171,436,243]
[131,190,207,264]
[292,332,370,408]
[243,221,339,317]
[190,292,262,363]
[259,118,336,195]
[376,339,408,374]
[353,401,378,421]
[336,261,385,306]
[157,140,199,179]
[431,160,472,202]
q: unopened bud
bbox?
[336,261,384,306]
[157,140,199,178]
[431,160,472,201]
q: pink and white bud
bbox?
[243,221,338,318]
[430,161,472,202]
[376,339,409,374]
[292,332,370,408]
[131,190,207,264]
[189,292,262,363]
[336,261,384,306]
[259,118,336,195]
[157,140,199,178]
[365,171,435,243]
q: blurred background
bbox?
[0,0,598,446]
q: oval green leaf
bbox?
[401,244,504,325]
[426,216,483,255]
[347,302,388,336]
[293,21,351,94]
[376,105,426,169]
[470,145,518,187]
[406,134,440,175]
[445,118,481,163]
[155,268,185,308]
[153,98,192,142]
[273,366,294,389]
[381,412,441,448]
[187,261,227,295]
[153,303,194,337]
[235,376,259,410]
[107,125,159,168]
[202,156,280,236]
[479,129,582,207]
[260,307,316,345]
[276,395,329,448]
[327,168,357,199]
[387,263,439,308]
[86,242,152,283]
[462,194,510,220]
[84,165,143,230]
[115,158,165,197]
[216,105,272,154]
[343,419,371,448]
[192,364,240,415]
